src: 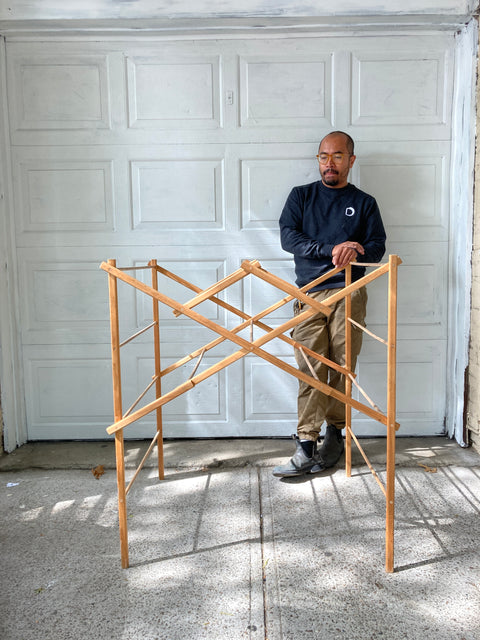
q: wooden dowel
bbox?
[347,318,388,345]
[120,321,157,347]
[347,427,386,497]
[189,348,206,380]
[123,375,159,419]
[126,431,160,495]
[299,347,320,380]
[350,262,387,267]
[118,265,152,271]
[291,340,355,379]
[348,373,382,413]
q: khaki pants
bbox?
[291,287,368,441]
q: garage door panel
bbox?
[351,49,451,127]
[350,40,453,139]
[243,358,297,433]
[240,155,319,231]
[8,51,112,133]
[14,158,115,234]
[126,54,222,130]
[17,253,121,345]
[352,339,447,436]
[365,241,448,341]
[130,157,225,231]
[354,142,450,243]
[239,54,332,129]
[136,355,226,420]
[23,345,114,439]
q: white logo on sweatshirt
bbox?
[345,207,355,217]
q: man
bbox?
[273,131,386,478]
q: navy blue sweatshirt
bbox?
[279,180,386,291]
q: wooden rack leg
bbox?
[115,432,129,569]
[108,259,129,569]
[150,260,164,480]
[385,255,399,573]
[345,264,352,477]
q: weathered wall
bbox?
[0,1,475,21]
[0,399,3,454]
[467,38,480,453]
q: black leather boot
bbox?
[272,435,318,477]
[317,424,344,468]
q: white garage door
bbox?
[5,32,454,440]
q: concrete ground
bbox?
[0,436,479,640]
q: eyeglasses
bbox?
[316,153,350,165]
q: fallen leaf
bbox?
[418,463,437,473]
[92,465,105,479]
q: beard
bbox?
[322,169,340,186]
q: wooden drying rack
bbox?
[100,255,401,572]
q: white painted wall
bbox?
[0,0,476,21]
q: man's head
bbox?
[317,131,356,188]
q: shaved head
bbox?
[319,131,354,155]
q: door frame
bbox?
[0,36,27,451]
[446,18,478,446]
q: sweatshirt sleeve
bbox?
[279,187,334,259]
[356,198,387,264]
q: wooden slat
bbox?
[345,264,353,478]
[150,259,164,481]
[385,254,400,573]
[107,259,129,570]
[172,260,260,317]
[241,259,332,317]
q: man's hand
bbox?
[331,241,365,268]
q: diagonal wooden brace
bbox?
[172,260,260,317]
[241,259,332,316]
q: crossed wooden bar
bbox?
[100,255,401,572]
